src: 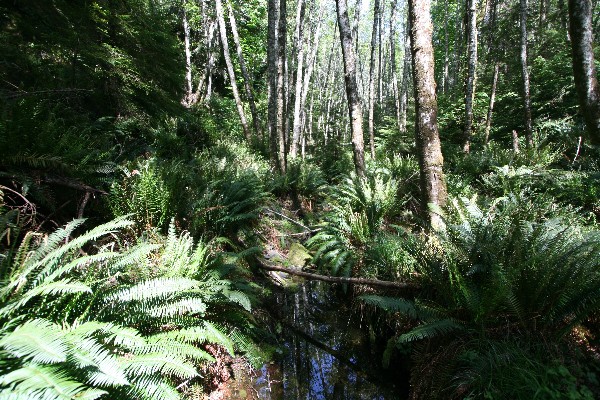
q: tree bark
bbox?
[227,2,263,140]
[183,8,193,104]
[215,0,251,142]
[512,130,521,153]
[484,62,500,145]
[276,0,288,173]
[368,0,381,160]
[442,0,450,93]
[462,0,478,153]
[290,0,307,158]
[408,0,447,231]
[520,0,534,148]
[267,0,279,166]
[390,0,402,134]
[399,25,411,133]
[336,0,366,177]
[568,0,600,144]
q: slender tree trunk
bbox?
[336,0,366,177]
[408,0,447,231]
[267,0,280,166]
[484,62,500,145]
[462,0,478,153]
[399,26,411,133]
[296,16,323,153]
[277,0,288,172]
[228,2,263,140]
[512,130,521,153]
[183,8,193,104]
[378,0,384,104]
[290,0,307,158]
[568,0,600,144]
[520,0,534,148]
[215,0,250,141]
[390,0,402,133]
[368,0,381,160]
[442,0,449,93]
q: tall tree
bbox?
[290,0,307,158]
[520,0,534,148]
[568,0,600,144]
[462,0,478,153]
[215,0,250,141]
[267,0,279,164]
[336,0,366,177]
[227,2,263,140]
[182,7,193,105]
[399,26,411,133]
[408,0,447,231]
[276,0,288,173]
[368,0,381,160]
[484,62,500,145]
[267,0,287,172]
[390,0,402,133]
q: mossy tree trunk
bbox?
[408,0,447,231]
[335,0,366,177]
[568,0,600,144]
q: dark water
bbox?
[254,280,409,400]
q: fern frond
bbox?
[107,278,198,302]
[0,364,88,399]
[123,353,198,379]
[0,319,67,364]
[398,319,464,343]
[360,295,418,319]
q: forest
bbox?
[1,0,600,398]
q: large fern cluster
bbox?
[0,217,256,399]
[361,196,600,397]
[307,171,402,278]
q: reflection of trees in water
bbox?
[275,281,395,400]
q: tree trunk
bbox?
[512,130,521,153]
[520,0,534,148]
[442,0,449,93]
[368,0,381,160]
[390,0,402,133]
[484,62,500,145]
[277,0,288,173]
[290,0,307,158]
[183,8,193,104]
[336,0,366,177]
[215,0,250,142]
[408,0,447,231]
[568,0,600,144]
[399,25,411,133]
[267,0,279,166]
[462,0,478,153]
[295,15,323,156]
[228,2,263,140]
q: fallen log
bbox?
[256,262,419,290]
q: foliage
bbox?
[361,196,600,397]
[109,161,172,231]
[0,217,259,399]
[307,171,400,278]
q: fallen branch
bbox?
[256,261,419,290]
[264,208,315,232]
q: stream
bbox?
[232,280,410,399]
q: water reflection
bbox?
[260,280,406,400]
